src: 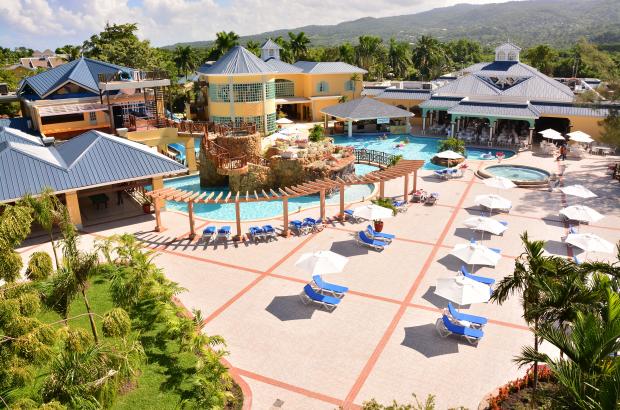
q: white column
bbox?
[450,122,455,138]
[528,127,534,147]
[406,117,411,134]
[347,119,353,137]
[422,116,426,133]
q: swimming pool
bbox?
[483,165,550,182]
[332,134,515,169]
[164,163,378,221]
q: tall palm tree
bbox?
[355,35,384,77]
[388,38,411,79]
[173,45,196,80]
[338,42,355,64]
[274,36,294,63]
[349,73,361,99]
[26,189,63,268]
[213,31,239,59]
[245,40,261,57]
[411,35,447,81]
[491,232,554,392]
[288,32,310,61]
[516,288,620,409]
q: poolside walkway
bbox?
[17,151,620,409]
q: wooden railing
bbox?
[353,148,397,167]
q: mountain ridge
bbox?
[163,0,620,49]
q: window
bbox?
[507,51,518,61]
[275,79,294,97]
[41,113,85,125]
[269,50,275,57]
[233,83,263,102]
[344,80,354,91]
[211,114,276,133]
[317,81,329,93]
[88,111,97,123]
[265,82,276,99]
[265,112,277,133]
[208,84,230,102]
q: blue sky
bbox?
[0,0,515,50]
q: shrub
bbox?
[389,154,403,166]
[371,198,397,216]
[60,327,93,353]
[102,308,132,338]
[308,124,325,142]
[437,137,465,155]
[26,251,53,281]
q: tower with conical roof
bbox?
[261,39,281,61]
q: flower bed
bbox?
[484,365,558,409]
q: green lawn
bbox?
[17,274,199,409]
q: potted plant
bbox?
[370,198,397,232]
[374,219,384,232]
[142,199,153,214]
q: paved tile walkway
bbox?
[18,151,620,409]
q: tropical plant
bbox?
[371,198,397,216]
[355,35,384,79]
[55,44,82,61]
[212,31,240,59]
[362,393,437,409]
[0,202,33,283]
[288,32,311,61]
[516,287,620,409]
[25,188,63,267]
[273,36,294,63]
[338,42,356,64]
[437,137,465,155]
[411,36,448,81]
[491,233,557,395]
[173,45,197,80]
[524,44,559,76]
[389,154,403,166]
[388,38,411,79]
[26,251,53,281]
[102,308,131,338]
[182,348,234,409]
[245,40,261,57]
[308,124,325,142]
[445,39,483,70]
[349,73,361,99]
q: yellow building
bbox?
[196,42,366,133]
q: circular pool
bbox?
[480,165,551,187]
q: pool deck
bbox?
[17,150,620,409]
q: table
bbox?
[89,193,109,210]
[591,146,613,156]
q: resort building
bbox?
[367,43,613,142]
[17,57,171,140]
[195,42,366,133]
[3,49,67,78]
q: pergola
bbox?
[147,159,424,240]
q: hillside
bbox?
[165,0,620,49]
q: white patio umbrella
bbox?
[451,242,502,267]
[483,176,517,190]
[295,250,348,275]
[435,150,464,160]
[474,194,512,214]
[566,233,614,254]
[567,131,594,144]
[435,276,491,305]
[560,205,604,224]
[275,117,293,125]
[352,204,394,221]
[560,185,597,199]
[462,216,508,237]
[538,129,565,141]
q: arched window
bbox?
[317,81,329,93]
[344,80,354,91]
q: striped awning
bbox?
[38,103,108,117]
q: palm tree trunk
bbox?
[532,318,539,405]
[82,289,99,343]
[49,232,59,269]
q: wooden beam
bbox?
[269,189,279,198]
[278,187,288,196]
[202,192,215,203]
[234,200,242,241]
[187,192,202,202]
[224,191,232,202]
[339,184,345,221]
[261,189,269,199]
[253,190,259,200]
[188,201,196,239]
[282,197,289,237]
[213,191,223,203]
[319,189,326,221]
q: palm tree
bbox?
[349,73,361,99]
[274,36,294,63]
[213,31,239,59]
[173,45,196,80]
[245,40,261,57]
[411,35,447,81]
[55,45,82,61]
[388,38,411,79]
[338,42,355,64]
[491,232,554,392]
[288,32,310,61]
[516,288,620,409]
[355,35,384,77]
[25,188,62,268]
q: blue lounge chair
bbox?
[392,200,407,213]
[217,226,231,242]
[202,226,216,243]
[289,220,307,235]
[460,265,495,286]
[434,169,449,179]
[366,225,395,243]
[303,217,324,232]
[248,226,264,242]
[299,284,341,311]
[490,247,501,254]
[344,209,361,223]
[312,275,349,297]
[262,224,277,240]
[499,221,509,227]
[356,231,388,251]
[435,315,484,345]
[447,302,488,328]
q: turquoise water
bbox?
[168,139,201,162]
[332,134,515,169]
[164,163,377,221]
[484,165,550,181]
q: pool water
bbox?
[332,134,515,169]
[484,165,550,181]
[164,163,378,221]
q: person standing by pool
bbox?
[557,144,567,161]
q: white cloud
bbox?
[0,0,515,49]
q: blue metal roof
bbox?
[199,46,275,75]
[531,102,613,118]
[0,127,186,202]
[0,117,38,135]
[361,86,389,96]
[261,39,281,50]
[18,57,133,99]
[263,58,303,73]
[375,89,432,101]
[448,101,540,119]
[418,96,463,110]
[321,97,413,120]
[293,61,366,74]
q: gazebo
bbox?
[321,97,414,136]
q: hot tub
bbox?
[478,164,551,187]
